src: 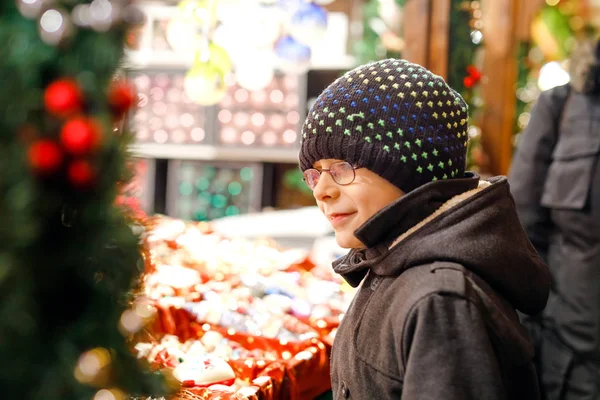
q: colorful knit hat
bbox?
[298,58,469,193]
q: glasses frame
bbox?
[303,161,361,191]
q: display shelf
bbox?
[123,50,357,72]
[129,143,299,163]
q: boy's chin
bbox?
[335,231,365,249]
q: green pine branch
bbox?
[0,1,167,399]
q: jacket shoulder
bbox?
[390,262,473,305]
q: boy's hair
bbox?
[299,58,469,193]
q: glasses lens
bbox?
[303,169,320,190]
[330,162,355,185]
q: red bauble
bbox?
[28,139,63,174]
[466,65,483,83]
[67,160,95,188]
[463,76,475,89]
[44,79,82,117]
[108,79,137,117]
[60,118,102,156]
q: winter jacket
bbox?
[509,65,600,397]
[329,172,550,400]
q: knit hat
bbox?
[299,58,469,193]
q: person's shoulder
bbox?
[389,262,473,309]
[540,83,571,104]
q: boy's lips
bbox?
[327,212,356,228]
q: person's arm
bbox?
[508,87,566,261]
[401,293,505,400]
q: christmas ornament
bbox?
[71,4,92,28]
[109,79,137,117]
[466,65,482,82]
[184,62,227,106]
[234,49,275,91]
[463,65,482,88]
[17,0,48,19]
[165,15,203,53]
[194,42,232,76]
[278,0,303,13]
[463,76,475,88]
[28,139,63,174]
[288,2,327,46]
[172,357,236,388]
[60,118,102,156]
[89,0,120,32]
[44,79,82,117]
[178,0,218,26]
[235,4,282,48]
[38,8,73,46]
[68,159,95,188]
[275,35,311,64]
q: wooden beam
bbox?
[428,0,451,79]
[480,0,520,176]
[402,0,432,67]
[515,0,547,41]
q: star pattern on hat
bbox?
[300,58,469,192]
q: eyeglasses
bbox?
[303,161,361,191]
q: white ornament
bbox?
[172,357,236,387]
[17,0,49,19]
[38,8,73,46]
[234,50,275,92]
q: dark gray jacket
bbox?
[330,173,550,399]
[509,64,600,398]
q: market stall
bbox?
[131,215,354,400]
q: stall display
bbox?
[136,215,353,400]
[216,73,303,149]
[130,70,210,145]
[166,161,263,221]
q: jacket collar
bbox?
[332,173,480,287]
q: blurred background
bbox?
[122,0,596,228]
[4,1,599,399]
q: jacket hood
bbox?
[332,175,551,315]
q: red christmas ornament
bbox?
[108,79,137,117]
[463,76,475,89]
[44,79,82,117]
[60,118,102,156]
[28,139,63,174]
[466,65,483,84]
[67,159,95,188]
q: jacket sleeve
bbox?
[401,293,505,400]
[508,87,566,261]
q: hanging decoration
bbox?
[275,34,311,65]
[153,0,330,104]
[108,79,138,118]
[183,62,228,106]
[288,2,328,46]
[44,79,83,117]
[28,139,64,175]
[233,49,276,91]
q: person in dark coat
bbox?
[299,58,551,399]
[509,38,600,400]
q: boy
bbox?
[299,59,550,399]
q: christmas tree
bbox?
[0,1,167,399]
